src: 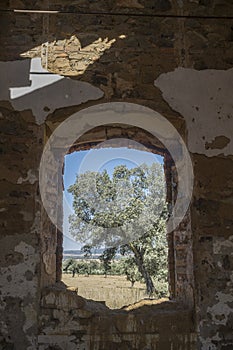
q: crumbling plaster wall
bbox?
[154,68,233,349]
[0,0,233,349]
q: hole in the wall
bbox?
[62,149,169,308]
[41,113,194,310]
[56,124,177,309]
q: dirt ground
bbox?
[62,274,147,309]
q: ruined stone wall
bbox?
[0,0,233,349]
[0,104,43,348]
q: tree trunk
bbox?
[137,260,155,295]
[129,243,155,295]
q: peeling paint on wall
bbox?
[0,240,39,348]
[0,58,104,125]
[207,292,233,326]
[0,241,38,298]
[154,68,233,156]
[1,1,233,348]
[17,169,38,185]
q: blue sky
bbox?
[63,148,163,250]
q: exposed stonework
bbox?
[0,0,233,349]
[38,285,196,350]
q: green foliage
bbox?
[63,258,105,276]
[68,162,169,296]
[99,247,117,277]
[81,244,93,258]
[120,257,141,287]
[63,258,76,272]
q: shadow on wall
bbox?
[0,11,182,125]
[0,58,104,125]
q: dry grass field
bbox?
[62,274,147,309]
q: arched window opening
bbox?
[40,118,194,310]
[59,124,176,309]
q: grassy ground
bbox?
[62,274,147,309]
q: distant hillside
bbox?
[63,247,105,260]
[63,248,123,260]
[63,235,123,260]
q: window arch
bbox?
[40,103,194,308]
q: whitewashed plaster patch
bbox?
[207,292,233,326]
[0,58,104,125]
[154,68,233,156]
[0,241,38,298]
[17,169,38,185]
